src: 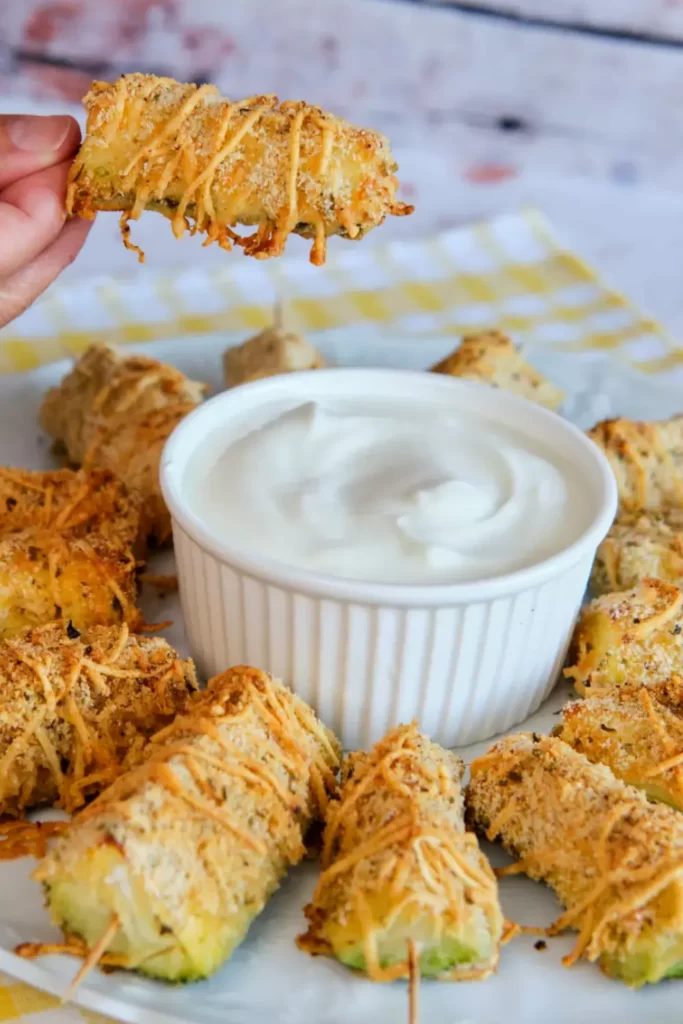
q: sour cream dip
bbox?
[190,397,589,585]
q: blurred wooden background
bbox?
[1,0,683,333]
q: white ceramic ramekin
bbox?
[161,369,617,750]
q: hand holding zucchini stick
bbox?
[467,733,683,987]
[33,667,341,984]
[298,723,503,980]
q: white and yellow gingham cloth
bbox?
[0,974,109,1022]
[0,209,676,377]
[0,208,677,1024]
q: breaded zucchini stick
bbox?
[431,331,564,412]
[298,724,503,980]
[467,733,683,986]
[588,415,683,512]
[224,325,325,388]
[565,577,683,696]
[0,467,140,554]
[0,528,140,639]
[555,678,683,810]
[0,621,196,819]
[40,344,205,547]
[591,509,683,596]
[35,668,341,982]
[67,74,413,266]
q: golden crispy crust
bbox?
[588,415,683,512]
[555,678,683,809]
[40,344,205,547]
[431,331,564,411]
[0,528,140,640]
[0,467,140,555]
[591,509,683,596]
[223,326,325,388]
[37,667,341,973]
[298,724,502,981]
[67,74,413,265]
[565,578,683,695]
[467,733,683,975]
[0,621,196,818]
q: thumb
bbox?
[0,115,81,191]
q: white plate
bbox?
[1,333,682,1024]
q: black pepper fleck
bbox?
[534,940,547,951]
[66,621,81,640]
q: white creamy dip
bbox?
[192,399,588,584]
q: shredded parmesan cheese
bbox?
[0,819,69,861]
[555,676,683,808]
[565,578,683,696]
[40,344,206,547]
[299,724,502,982]
[0,467,140,554]
[0,622,196,831]
[34,669,341,982]
[589,415,683,513]
[66,74,414,266]
[468,733,683,980]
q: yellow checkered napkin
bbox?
[0,208,674,1024]
[0,209,673,376]
[0,972,109,1022]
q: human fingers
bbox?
[0,115,80,191]
[0,159,78,279]
[0,215,92,328]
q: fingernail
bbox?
[8,115,72,153]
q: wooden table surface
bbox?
[1,0,683,336]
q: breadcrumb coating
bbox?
[565,578,683,695]
[588,415,683,512]
[299,724,502,981]
[224,325,325,388]
[431,331,564,412]
[0,528,140,640]
[467,733,683,986]
[0,621,196,820]
[0,467,140,555]
[40,344,205,547]
[36,667,341,982]
[591,509,683,595]
[67,74,413,265]
[555,677,683,810]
